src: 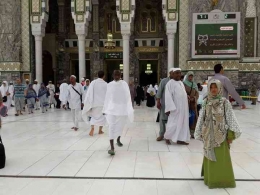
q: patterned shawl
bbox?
[196,79,241,161]
[183,71,198,91]
[38,83,48,97]
[26,84,37,98]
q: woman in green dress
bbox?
[195,79,242,189]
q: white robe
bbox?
[164,79,190,143]
[103,80,134,139]
[82,78,107,126]
[0,82,12,110]
[59,83,69,105]
[258,90,260,102]
[47,84,56,104]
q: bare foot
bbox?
[89,129,94,136]
[98,131,104,134]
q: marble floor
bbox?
[0,101,260,194]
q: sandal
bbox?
[15,114,19,116]
[108,150,115,155]
[117,142,123,147]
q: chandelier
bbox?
[104,32,116,49]
[145,64,153,74]
[104,14,115,49]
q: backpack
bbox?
[0,137,6,169]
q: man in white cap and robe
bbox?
[156,68,175,141]
[33,80,40,110]
[164,68,190,145]
[82,71,107,136]
[59,79,69,109]
[47,81,56,108]
[63,75,84,131]
[103,70,134,155]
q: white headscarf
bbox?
[0,81,9,96]
[147,84,156,94]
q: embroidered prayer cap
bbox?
[169,68,181,73]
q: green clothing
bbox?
[202,131,236,189]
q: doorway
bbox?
[139,60,158,87]
[43,50,54,85]
[105,60,123,82]
[71,60,91,82]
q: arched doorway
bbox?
[42,50,54,85]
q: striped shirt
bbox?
[14,84,26,98]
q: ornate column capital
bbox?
[71,0,92,36]
[30,0,49,37]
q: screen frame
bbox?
[191,12,241,59]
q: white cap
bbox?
[81,78,85,81]
[34,79,38,82]
[169,68,181,73]
[25,79,29,81]
[70,75,76,79]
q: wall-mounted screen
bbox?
[192,11,240,59]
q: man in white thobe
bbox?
[164,68,190,145]
[103,70,134,155]
[63,75,84,131]
[82,71,107,136]
[47,81,56,108]
[59,79,69,109]
[9,81,15,107]
[33,80,40,110]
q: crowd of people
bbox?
[0,63,259,189]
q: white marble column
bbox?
[35,35,43,83]
[78,34,86,80]
[122,34,130,84]
[167,33,175,71]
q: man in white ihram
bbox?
[59,79,69,109]
[33,80,40,110]
[103,70,134,155]
[82,71,107,136]
[164,68,190,145]
[63,75,84,131]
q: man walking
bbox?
[164,68,190,145]
[33,80,40,110]
[212,64,246,109]
[59,79,69,109]
[82,71,107,136]
[63,75,84,131]
[103,70,134,155]
[14,79,27,116]
[156,69,174,141]
[47,81,56,108]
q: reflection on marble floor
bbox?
[0,102,260,194]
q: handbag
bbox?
[0,105,8,117]
[0,136,6,169]
[188,82,195,126]
[71,86,83,110]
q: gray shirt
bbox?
[212,73,244,106]
[156,77,170,107]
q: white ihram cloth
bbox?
[59,83,69,106]
[33,84,40,109]
[103,80,134,139]
[0,81,12,110]
[82,78,107,126]
[164,79,190,143]
[65,83,84,128]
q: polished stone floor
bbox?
[0,101,260,194]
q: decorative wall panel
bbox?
[21,0,31,71]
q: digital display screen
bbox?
[194,23,238,56]
[197,14,208,20]
[225,14,236,19]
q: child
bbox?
[195,79,242,189]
